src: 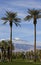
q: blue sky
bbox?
[0,0,41,45]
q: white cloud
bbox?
[14,37,20,40]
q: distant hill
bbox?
[12,39,41,52]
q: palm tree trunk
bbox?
[1,52,3,61]
[10,26,12,62]
[34,24,36,62]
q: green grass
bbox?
[0,59,41,65]
[0,62,41,65]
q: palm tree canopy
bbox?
[0,40,8,49]
[24,9,41,24]
[0,40,14,50]
[1,11,21,27]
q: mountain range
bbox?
[12,39,41,52]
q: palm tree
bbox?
[0,40,7,61]
[24,9,41,62]
[7,40,14,51]
[1,11,21,61]
[0,40,14,61]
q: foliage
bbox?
[1,11,21,27]
[0,40,14,50]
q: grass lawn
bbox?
[0,62,41,65]
[0,59,41,65]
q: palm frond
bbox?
[1,11,21,27]
[6,11,17,19]
[14,18,21,22]
[28,9,41,16]
[37,15,41,19]
[14,22,21,27]
[24,15,32,21]
[1,17,8,20]
[13,18,21,26]
[24,9,41,24]
[3,21,8,24]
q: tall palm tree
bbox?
[1,11,21,61]
[24,9,41,62]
